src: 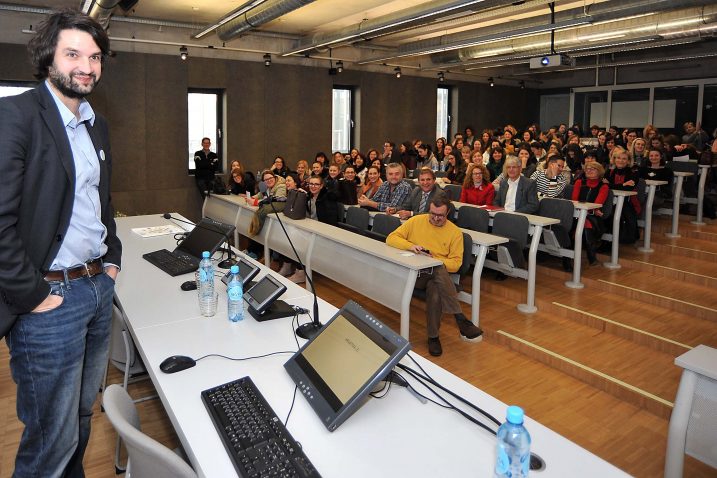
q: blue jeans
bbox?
[7,272,115,478]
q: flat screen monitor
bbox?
[221,257,260,287]
[243,274,287,315]
[175,218,234,260]
[284,300,411,431]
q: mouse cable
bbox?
[193,350,295,362]
[404,353,501,427]
[397,364,498,436]
[284,384,299,428]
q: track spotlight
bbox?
[438,71,445,82]
[394,67,401,78]
[179,46,188,61]
[519,80,525,89]
[263,53,271,67]
[488,77,494,87]
[336,60,343,73]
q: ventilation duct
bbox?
[281,0,515,56]
[88,0,121,29]
[216,0,316,42]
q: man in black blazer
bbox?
[493,157,539,214]
[0,10,121,477]
[391,167,446,219]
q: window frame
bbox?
[187,88,224,175]
[332,86,355,154]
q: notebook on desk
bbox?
[142,218,235,276]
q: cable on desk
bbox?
[193,351,295,362]
[284,384,299,427]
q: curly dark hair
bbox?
[27,9,109,80]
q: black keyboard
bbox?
[142,249,197,276]
[201,376,321,478]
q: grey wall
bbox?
[0,42,538,221]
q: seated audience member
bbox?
[337,165,360,205]
[386,195,483,357]
[276,174,305,278]
[306,175,340,227]
[629,137,648,167]
[565,143,584,176]
[571,161,609,265]
[271,156,291,178]
[682,121,709,152]
[530,155,567,198]
[332,151,347,171]
[486,145,506,181]
[399,141,419,171]
[417,143,439,170]
[517,146,538,178]
[349,148,360,165]
[246,170,288,258]
[361,165,384,200]
[382,141,400,164]
[530,141,546,163]
[435,137,447,162]
[441,144,454,171]
[606,148,641,244]
[445,153,467,185]
[310,160,326,179]
[353,153,368,182]
[460,163,495,206]
[470,149,484,167]
[370,157,387,180]
[464,126,476,147]
[229,166,256,195]
[358,162,412,211]
[392,168,446,219]
[325,164,342,192]
[493,156,539,214]
[295,159,311,189]
[639,148,673,207]
[314,152,329,175]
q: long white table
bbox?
[602,190,637,270]
[113,215,631,478]
[665,171,694,239]
[638,179,669,253]
[203,195,442,340]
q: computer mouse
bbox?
[159,355,197,374]
[180,280,197,291]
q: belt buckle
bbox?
[84,261,92,277]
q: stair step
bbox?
[616,250,717,289]
[481,297,679,418]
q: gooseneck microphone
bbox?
[261,185,322,339]
[162,213,236,268]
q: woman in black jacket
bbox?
[306,175,340,226]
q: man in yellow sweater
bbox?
[387,195,483,356]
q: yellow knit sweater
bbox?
[386,214,463,273]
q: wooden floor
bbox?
[1,212,716,478]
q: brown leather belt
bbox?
[44,258,104,282]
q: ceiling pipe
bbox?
[88,0,122,29]
[281,0,515,56]
[216,0,316,42]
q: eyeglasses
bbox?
[308,183,322,187]
[430,212,448,218]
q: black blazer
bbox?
[493,176,539,214]
[0,84,121,331]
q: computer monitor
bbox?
[176,218,234,260]
[284,300,411,431]
[221,257,260,287]
[243,274,288,318]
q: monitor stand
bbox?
[248,300,295,322]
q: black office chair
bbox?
[337,206,370,236]
[365,213,402,242]
[490,212,529,270]
[456,205,490,233]
[538,198,574,252]
[443,184,462,201]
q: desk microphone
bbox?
[263,191,322,339]
[162,213,236,268]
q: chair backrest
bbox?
[538,197,574,230]
[603,188,615,218]
[435,170,448,178]
[458,232,473,277]
[443,184,462,201]
[666,160,698,174]
[562,184,573,200]
[372,213,402,236]
[636,178,647,205]
[456,205,490,233]
[492,212,529,249]
[344,206,370,231]
[103,385,197,478]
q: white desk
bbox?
[564,200,601,289]
[602,190,637,270]
[114,215,630,478]
[665,171,694,239]
[638,180,668,253]
[203,195,442,340]
[691,165,710,225]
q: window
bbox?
[0,81,33,99]
[332,87,353,153]
[188,89,223,174]
[436,86,450,140]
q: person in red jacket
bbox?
[460,163,495,205]
[572,161,609,265]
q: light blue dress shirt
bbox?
[45,81,108,270]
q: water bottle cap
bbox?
[202,251,210,258]
[506,405,524,425]
[230,265,239,274]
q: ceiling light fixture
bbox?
[519,80,525,89]
[488,77,494,87]
[394,67,402,78]
[264,53,271,66]
[179,45,188,60]
[336,60,343,73]
[438,71,445,82]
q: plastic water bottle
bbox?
[227,265,244,322]
[494,405,531,478]
[198,251,216,317]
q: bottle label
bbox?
[495,445,509,475]
[228,285,242,301]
